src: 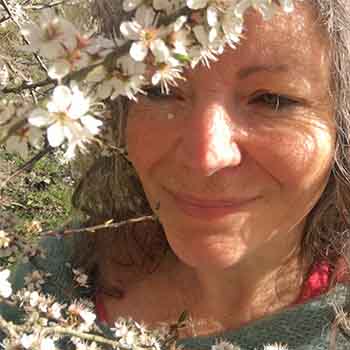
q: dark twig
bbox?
[0,14,9,24]
[2,77,55,94]
[0,145,53,190]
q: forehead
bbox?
[188,3,329,82]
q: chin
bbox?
[165,230,248,270]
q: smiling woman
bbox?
[64,0,350,349]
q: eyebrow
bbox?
[237,64,290,80]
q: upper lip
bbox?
[165,188,259,207]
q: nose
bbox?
[176,100,242,176]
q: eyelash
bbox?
[248,93,299,111]
[145,86,299,111]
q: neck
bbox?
[169,232,309,332]
[97,225,311,334]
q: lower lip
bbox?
[166,191,257,221]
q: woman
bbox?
[2,0,350,349]
[62,0,347,344]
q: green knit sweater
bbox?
[1,236,350,350]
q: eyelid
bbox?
[248,91,301,110]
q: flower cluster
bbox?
[0,0,295,160]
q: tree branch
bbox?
[0,145,53,190]
[2,77,55,94]
[41,215,157,237]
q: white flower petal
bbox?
[207,6,218,27]
[52,85,73,112]
[21,334,35,349]
[40,338,55,350]
[47,122,65,147]
[120,21,140,40]
[186,0,207,10]
[28,108,52,127]
[68,87,90,119]
[130,41,148,62]
[150,39,170,63]
[48,60,71,80]
[80,115,103,135]
[0,269,10,280]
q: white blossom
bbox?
[48,37,91,80]
[21,9,79,59]
[28,85,102,150]
[48,302,64,320]
[96,57,146,100]
[0,269,12,298]
[152,57,184,94]
[68,300,96,331]
[211,340,240,350]
[21,334,36,349]
[113,319,129,338]
[190,25,224,67]
[120,5,169,62]
[186,0,208,10]
[40,337,56,350]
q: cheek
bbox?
[243,123,335,188]
[126,112,178,172]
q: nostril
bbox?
[204,140,242,176]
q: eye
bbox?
[249,92,299,111]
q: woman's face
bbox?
[126,3,335,270]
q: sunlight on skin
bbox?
[101,2,336,331]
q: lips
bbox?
[164,188,259,221]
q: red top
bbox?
[95,260,348,324]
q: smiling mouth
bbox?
[163,188,260,221]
